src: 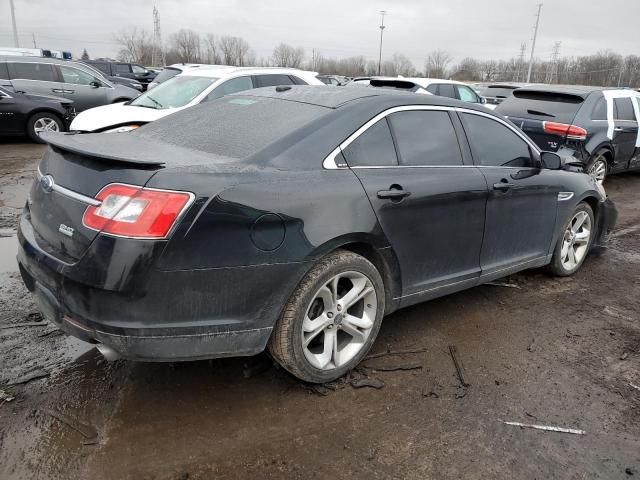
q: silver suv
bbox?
[0,56,140,112]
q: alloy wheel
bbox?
[588,156,607,185]
[301,271,377,371]
[560,210,592,271]
[33,117,60,136]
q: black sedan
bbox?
[0,85,75,142]
[17,86,617,383]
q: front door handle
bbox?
[614,127,624,132]
[377,188,410,200]
[51,88,65,93]
[493,182,515,191]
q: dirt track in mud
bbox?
[0,140,639,480]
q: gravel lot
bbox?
[0,140,638,480]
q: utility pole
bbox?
[545,41,561,84]
[152,6,165,67]
[617,62,625,87]
[32,33,36,48]
[377,10,387,76]
[10,0,20,47]
[514,42,527,82]
[527,3,543,83]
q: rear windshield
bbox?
[498,89,585,123]
[153,67,181,84]
[480,86,518,98]
[134,96,329,159]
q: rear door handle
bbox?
[493,182,516,191]
[51,88,65,93]
[377,189,410,200]
[614,127,624,132]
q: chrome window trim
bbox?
[36,169,102,206]
[0,90,11,98]
[322,105,541,170]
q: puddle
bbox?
[0,234,18,273]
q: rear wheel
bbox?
[27,112,63,143]
[586,150,609,185]
[548,202,594,276]
[269,250,385,383]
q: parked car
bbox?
[78,61,144,92]
[147,64,211,90]
[82,60,157,90]
[479,83,533,109]
[317,75,349,86]
[0,85,74,142]
[70,66,324,132]
[19,86,616,383]
[497,85,640,183]
[350,77,485,105]
[0,56,139,112]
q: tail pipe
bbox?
[96,343,122,361]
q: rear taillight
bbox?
[82,183,193,239]
[543,121,587,140]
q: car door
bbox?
[459,111,559,277]
[57,64,108,111]
[6,61,59,97]
[343,107,488,303]
[611,97,638,170]
[0,88,21,133]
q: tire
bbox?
[269,249,386,383]
[26,112,63,143]
[548,202,595,276]
[585,150,609,185]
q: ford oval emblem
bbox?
[40,175,54,193]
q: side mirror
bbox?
[540,152,562,170]
[480,96,487,104]
[89,80,101,88]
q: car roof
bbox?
[232,85,487,110]
[514,84,618,98]
[181,66,319,78]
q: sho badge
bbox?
[58,224,74,238]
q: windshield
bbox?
[130,75,217,109]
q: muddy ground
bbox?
[0,139,638,480]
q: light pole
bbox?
[377,10,386,75]
[10,0,20,47]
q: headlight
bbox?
[103,125,140,133]
[132,83,143,90]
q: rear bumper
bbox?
[591,198,618,254]
[17,218,308,362]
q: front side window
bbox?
[9,62,56,81]
[132,65,146,74]
[206,76,254,101]
[59,66,99,86]
[614,98,636,121]
[255,74,296,88]
[0,62,8,80]
[457,85,478,103]
[462,113,533,167]
[388,111,463,166]
[342,118,398,167]
[130,75,218,109]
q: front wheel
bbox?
[27,112,63,143]
[548,202,595,276]
[269,250,385,383]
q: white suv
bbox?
[70,66,324,132]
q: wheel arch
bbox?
[586,141,614,164]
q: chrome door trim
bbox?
[322,105,542,170]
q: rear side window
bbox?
[114,63,131,74]
[462,113,533,168]
[438,84,457,99]
[342,119,398,167]
[0,62,8,80]
[88,62,109,74]
[614,98,636,121]
[426,84,438,95]
[153,68,180,84]
[206,76,254,101]
[255,74,296,88]
[9,62,56,81]
[388,111,463,166]
[591,97,609,120]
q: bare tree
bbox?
[114,28,153,65]
[204,33,220,64]
[271,43,305,68]
[169,29,201,63]
[425,50,452,78]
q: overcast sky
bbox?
[1,0,639,66]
